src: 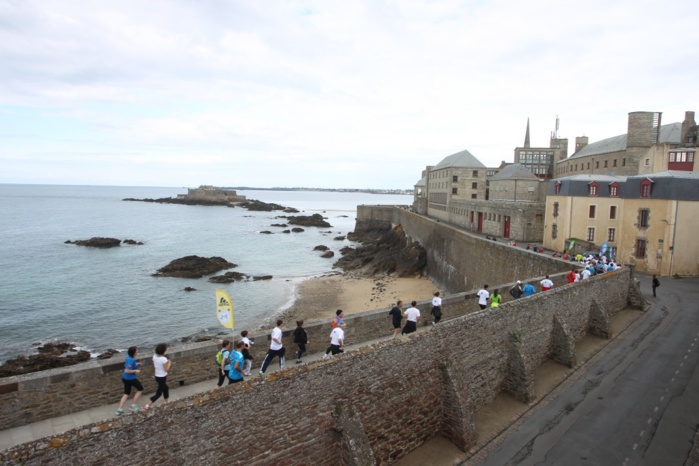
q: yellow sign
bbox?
[215,289,234,329]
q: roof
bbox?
[434,149,486,169]
[414,176,427,187]
[568,122,682,159]
[490,164,540,181]
[548,170,699,200]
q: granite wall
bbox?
[1,268,645,465]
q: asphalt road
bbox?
[474,273,699,466]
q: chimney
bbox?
[575,136,589,152]
[627,111,661,148]
[681,111,696,144]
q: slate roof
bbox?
[548,170,699,200]
[434,149,486,169]
[414,176,426,187]
[568,122,683,159]
[490,164,539,181]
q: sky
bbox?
[1,0,697,190]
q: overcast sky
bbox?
[1,1,697,189]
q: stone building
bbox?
[177,185,246,203]
[412,148,546,242]
[543,171,699,276]
[514,118,569,178]
[555,111,698,178]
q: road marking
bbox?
[640,430,645,437]
[654,406,659,412]
[633,443,638,450]
[647,418,652,425]
[660,396,664,401]
[684,355,688,360]
[676,370,680,374]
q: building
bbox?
[412,147,546,242]
[555,111,698,178]
[514,118,569,179]
[177,185,247,203]
[543,171,699,276]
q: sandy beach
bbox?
[278,273,439,325]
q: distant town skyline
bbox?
[1,1,697,189]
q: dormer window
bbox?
[588,181,599,196]
[640,178,653,198]
[609,182,619,197]
[554,181,561,194]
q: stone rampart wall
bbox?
[356,205,570,292]
[1,269,644,465]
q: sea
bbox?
[0,184,412,364]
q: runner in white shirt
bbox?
[401,301,421,335]
[540,275,554,291]
[259,320,286,376]
[323,322,346,359]
[431,292,443,325]
[477,285,490,310]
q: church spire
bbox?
[524,118,531,148]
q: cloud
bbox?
[1,0,698,188]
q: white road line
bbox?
[654,406,659,412]
[640,430,645,437]
[647,418,652,425]
[633,443,638,450]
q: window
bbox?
[472,182,478,189]
[613,159,617,167]
[587,162,590,169]
[589,181,599,196]
[595,161,600,169]
[472,170,478,177]
[553,202,559,217]
[587,227,595,241]
[589,205,596,218]
[552,224,558,239]
[471,194,477,199]
[609,182,619,197]
[645,159,650,166]
[452,187,457,194]
[635,239,646,258]
[640,179,652,198]
[622,158,626,166]
[554,181,561,194]
[610,205,617,219]
[608,228,616,242]
[639,209,649,228]
[604,160,608,168]
[453,175,458,182]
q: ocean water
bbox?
[0,184,411,363]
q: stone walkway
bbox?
[0,330,411,452]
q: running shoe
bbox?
[129,404,139,413]
[115,409,124,416]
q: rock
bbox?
[65,237,121,248]
[124,197,230,207]
[321,251,335,258]
[122,239,144,245]
[282,230,291,234]
[291,227,305,233]
[314,245,330,251]
[96,349,120,360]
[284,207,300,213]
[252,275,273,281]
[236,200,287,211]
[270,224,288,227]
[0,342,92,377]
[153,256,237,278]
[286,213,332,228]
[184,287,197,292]
[334,236,346,241]
[208,271,248,283]
[259,231,273,234]
[334,225,427,277]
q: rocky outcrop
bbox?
[334,236,346,241]
[321,251,335,258]
[259,231,273,234]
[334,225,427,277]
[314,245,330,251]
[65,237,122,248]
[124,197,231,207]
[291,227,305,233]
[286,213,332,228]
[123,239,144,245]
[153,256,237,278]
[208,272,273,283]
[0,343,92,377]
[184,287,197,292]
